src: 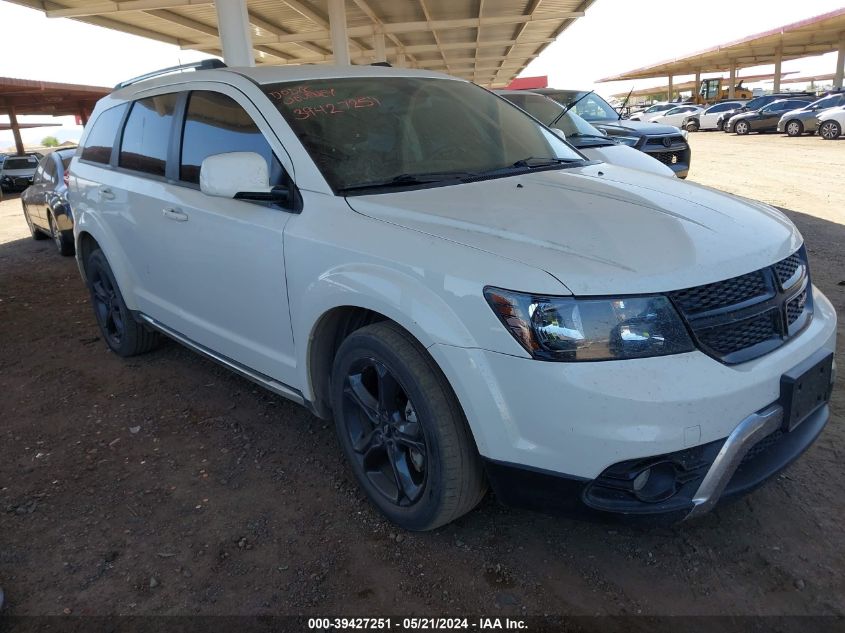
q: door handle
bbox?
[162,207,189,222]
[99,186,115,200]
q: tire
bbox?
[48,209,75,256]
[85,249,159,357]
[685,121,699,132]
[735,120,750,135]
[819,120,841,140]
[331,321,486,531]
[719,119,729,132]
[22,204,47,240]
[785,120,804,137]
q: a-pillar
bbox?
[328,0,351,65]
[214,0,254,67]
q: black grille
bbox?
[668,248,812,364]
[697,311,779,355]
[787,289,808,326]
[670,270,768,315]
[649,151,680,166]
[775,252,802,286]
[646,135,685,147]
[741,430,784,465]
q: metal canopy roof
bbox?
[610,72,800,99]
[7,0,595,87]
[0,75,109,117]
[597,7,845,82]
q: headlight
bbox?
[484,287,694,361]
[613,135,640,147]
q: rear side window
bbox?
[81,104,127,164]
[180,90,283,185]
[119,94,178,177]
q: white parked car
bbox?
[817,105,845,140]
[648,105,704,127]
[627,102,676,121]
[69,62,837,530]
[687,101,747,131]
[496,90,675,177]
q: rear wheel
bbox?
[785,120,803,137]
[48,210,74,256]
[735,120,750,135]
[85,249,159,357]
[331,321,486,531]
[819,120,841,140]
[685,121,699,132]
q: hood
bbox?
[595,119,682,136]
[345,164,800,296]
[579,144,675,178]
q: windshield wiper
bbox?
[337,171,476,194]
[508,156,576,168]
[549,90,595,128]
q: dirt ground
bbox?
[0,132,843,621]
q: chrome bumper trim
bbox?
[686,404,783,519]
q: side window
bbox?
[80,104,128,164]
[42,156,57,184]
[119,93,178,177]
[180,90,284,185]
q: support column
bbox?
[395,52,407,68]
[77,102,89,126]
[214,0,254,67]
[373,27,386,63]
[773,45,782,93]
[694,70,700,101]
[728,62,736,98]
[327,0,350,66]
[668,75,673,101]
[8,106,24,156]
[835,35,845,89]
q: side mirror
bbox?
[200,151,272,198]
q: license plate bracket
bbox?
[780,351,834,432]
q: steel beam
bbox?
[46,0,211,18]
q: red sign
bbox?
[505,76,548,90]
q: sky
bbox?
[1,0,843,147]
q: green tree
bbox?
[42,136,59,147]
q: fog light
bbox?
[633,469,650,492]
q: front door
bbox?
[152,87,298,386]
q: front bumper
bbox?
[429,287,837,521]
[637,138,690,179]
[1,175,33,191]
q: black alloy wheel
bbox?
[341,357,428,506]
[89,257,126,348]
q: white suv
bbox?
[69,62,837,530]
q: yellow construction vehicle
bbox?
[697,78,753,104]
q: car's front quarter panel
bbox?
[285,190,566,450]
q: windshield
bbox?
[4,157,37,170]
[501,93,604,138]
[265,77,583,193]
[745,96,772,110]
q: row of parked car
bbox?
[628,90,845,139]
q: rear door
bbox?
[24,161,48,224]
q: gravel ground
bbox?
[0,132,843,619]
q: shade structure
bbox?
[6,0,597,87]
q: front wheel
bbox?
[735,121,750,135]
[685,121,699,132]
[85,249,159,357]
[785,120,803,137]
[819,120,841,140]
[331,321,486,531]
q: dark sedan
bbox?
[21,148,76,256]
[726,98,813,135]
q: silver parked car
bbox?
[0,154,40,192]
[777,92,845,136]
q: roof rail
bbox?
[114,59,227,90]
